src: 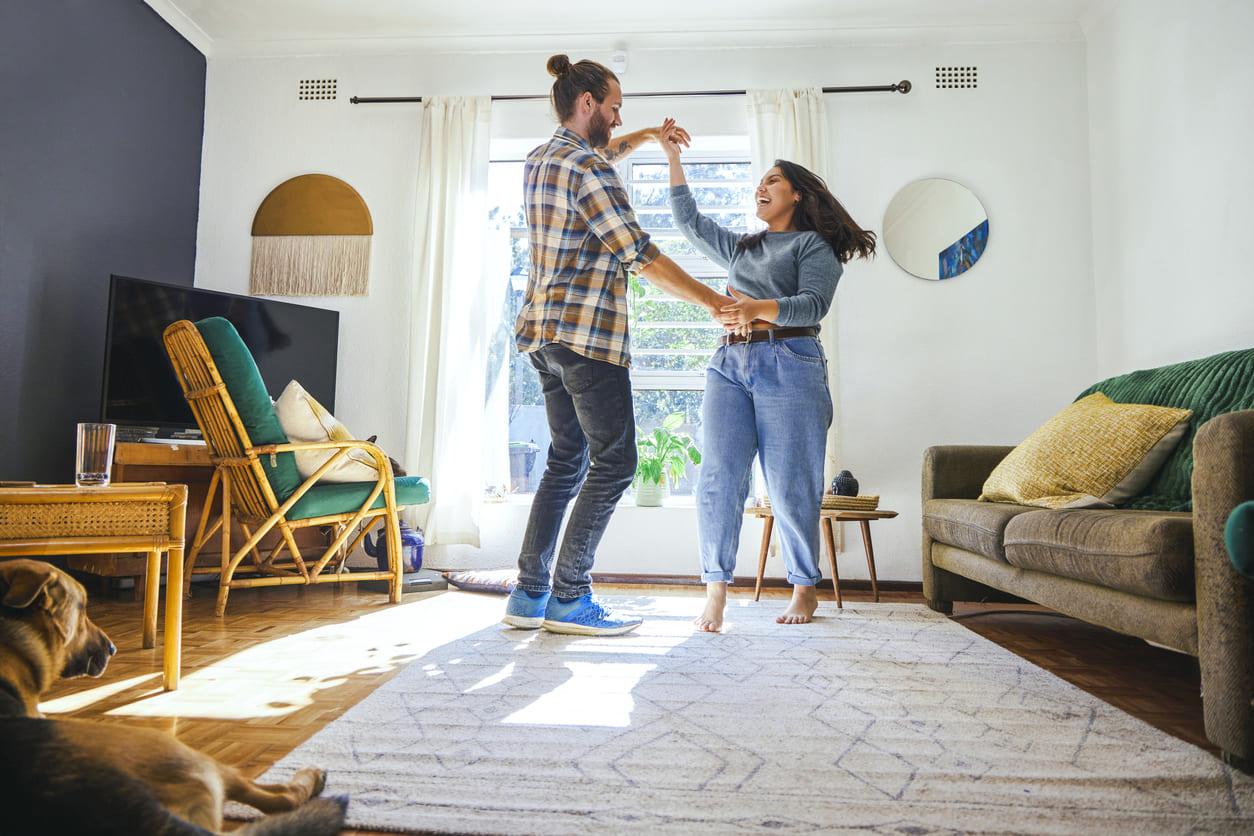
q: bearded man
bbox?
[505,54,729,636]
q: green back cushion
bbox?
[1076,348,1254,511]
[195,317,302,500]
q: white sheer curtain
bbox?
[405,96,493,546]
[746,88,843,485]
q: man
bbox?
[504,55,729,636]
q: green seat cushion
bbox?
[1076,348,1254,511]
[195,316,302,499]
[1226,501,1254,580]
[287,476,431,521]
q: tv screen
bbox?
[100,275,339,436]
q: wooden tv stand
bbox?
[66,441,327,586]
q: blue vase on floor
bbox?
[364,522,424,573]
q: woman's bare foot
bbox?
[776,584,819,624]
[694,582,728,632]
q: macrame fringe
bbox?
[250,235,372,297]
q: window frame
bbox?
[611,149,754,392]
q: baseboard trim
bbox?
[591,572,922,595]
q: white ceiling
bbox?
[144,0,1114,57]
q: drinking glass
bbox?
[75,423,117,487]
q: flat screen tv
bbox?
[100,275,339,437]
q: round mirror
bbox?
[883,178,989,280]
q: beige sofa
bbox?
[921,348,1254,772]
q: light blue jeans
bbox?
[697,336,832,586]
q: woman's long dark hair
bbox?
[547,54,618,123]
[739,160,877,264]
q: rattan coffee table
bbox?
[0,483,188,689]
[746,501,898,607]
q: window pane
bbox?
[654,237,703,259]
[626,153,752,394]
[690,184,756,206]
[633,162,752,182]
[635,208,753,232]
[633,183,753,209]
[487,161,546,494]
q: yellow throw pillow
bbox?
[979,392,1192,509]
[274,380,380,483]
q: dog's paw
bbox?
[291,765,327,799]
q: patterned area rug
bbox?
[236,595,1254,835]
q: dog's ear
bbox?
[0,562,56,610]
[0,562,78,642]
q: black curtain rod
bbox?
[350,80,911,105]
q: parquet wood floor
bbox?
[39,578,1212,835]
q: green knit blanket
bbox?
[1077,347,1254,511]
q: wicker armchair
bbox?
[162,317,429,616]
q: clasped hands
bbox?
[715,288,771,337]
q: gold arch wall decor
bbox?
[249,174,373,296]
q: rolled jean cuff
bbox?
[786,571,821,587]
[701,571,734,584]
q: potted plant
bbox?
[634,412,701,507]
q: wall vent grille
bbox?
[935,66,978,89]
[298,79,338,101]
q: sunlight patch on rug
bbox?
[231,596,1254,835]
[107,593,505,720]
[503,661,655,728]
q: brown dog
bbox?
[0,559,346,835]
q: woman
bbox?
[662,137,876,631]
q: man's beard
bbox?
[588,109,612,148]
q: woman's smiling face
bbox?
[754,166,799,231]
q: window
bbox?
[621,151,753,495]
[485,141,752,497]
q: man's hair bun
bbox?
[547,54,572,77]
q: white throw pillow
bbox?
[274,380,379,483]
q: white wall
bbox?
[1086,0,1254,376]
[196,33,1097,583]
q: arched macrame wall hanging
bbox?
[249,174,373,296]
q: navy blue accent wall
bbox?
[0,0,205,481]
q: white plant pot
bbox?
[634,479,669,507]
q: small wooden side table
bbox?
[746,504,899,607]
[0,483,188,690]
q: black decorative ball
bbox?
[832,470,859,497]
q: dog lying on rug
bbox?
[0,558,346,835]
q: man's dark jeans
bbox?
[516,344,636,599]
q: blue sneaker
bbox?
[503,588,550,629]
[542,594,643,636]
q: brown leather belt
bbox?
[721,326,818,346]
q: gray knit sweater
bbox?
[669,184,841,328]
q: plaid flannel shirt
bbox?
[515,127,660,368]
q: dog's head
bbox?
[0,559,115,680]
